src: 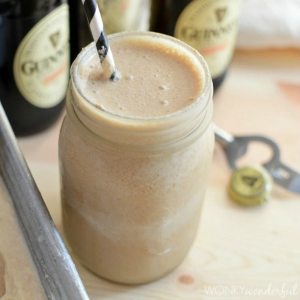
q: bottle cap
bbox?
[228,166,272,206]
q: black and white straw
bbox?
[81,0,118,80]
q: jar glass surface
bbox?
[59,31,214,284]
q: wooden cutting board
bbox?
[3,48,300,300]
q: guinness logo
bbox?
[49,31,61,48]
[242,175,259,188]
[215,7,227,23]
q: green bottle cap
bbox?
[228,166,272,206]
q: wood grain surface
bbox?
[1,49,300,299]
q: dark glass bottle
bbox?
[0,0,69,135]
[69,0,151,62]
[68,0,90,62]
[151,0,241,92]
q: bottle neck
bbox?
[0,0,62,17]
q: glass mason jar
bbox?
[59,32,214,284]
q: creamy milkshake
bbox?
[59,32,214,284]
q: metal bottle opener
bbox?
[214,125,300,194]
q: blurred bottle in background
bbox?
[69,0,151,62]
[0,0,69,135]
[99,0,150,34]
[151,0,241,92]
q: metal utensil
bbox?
[0,102,89,300]
[215,125,300,194]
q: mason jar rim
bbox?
[68,31,213,151]
[71,31,212,125]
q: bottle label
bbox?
[100,0,150,34]
[175,0,240,78]
[13,4,69,108]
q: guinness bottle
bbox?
[69,0,150,62]
[0,0,69,135]
[151,0,241,91]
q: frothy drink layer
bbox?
[77,35,203,118]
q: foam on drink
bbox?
[77,34,203,118]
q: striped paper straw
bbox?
[81,0,118,80]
